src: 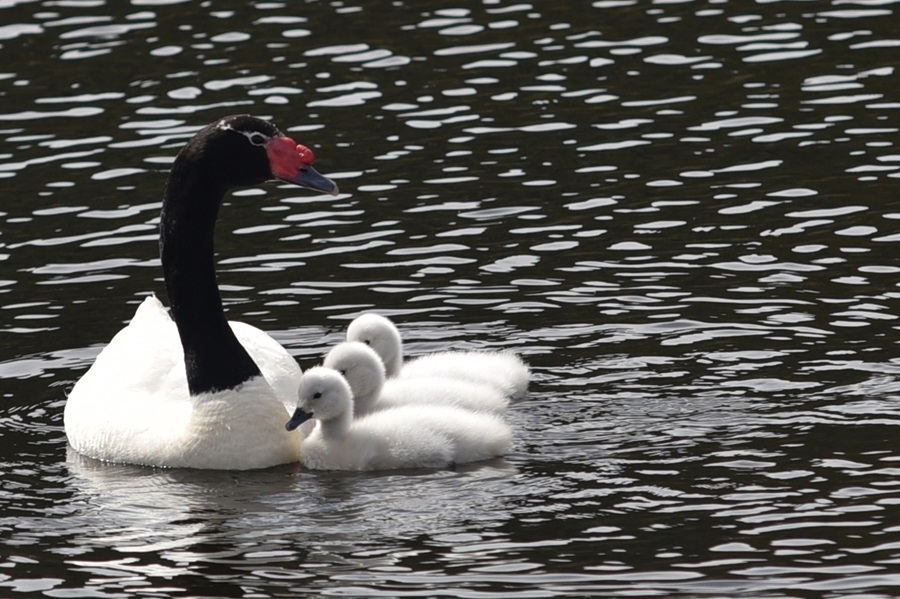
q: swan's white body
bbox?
[346,313,530,400]
[290,368,511,471]
[323,342,509,416]
[64,295,302,469]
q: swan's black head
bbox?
[179,114,338,194]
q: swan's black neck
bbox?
[160,148,261,396]
[156,114,337,395]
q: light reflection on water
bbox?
[1,0,900,596]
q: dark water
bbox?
[2,0,900,596]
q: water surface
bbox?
[1,0,900,596]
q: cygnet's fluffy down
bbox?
[323,342,509,417]
[286,367,512,471]
[346,313,530,399]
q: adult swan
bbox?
[64,115,338,470]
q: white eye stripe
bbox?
[217,122,271,146]
[246,132,268,146]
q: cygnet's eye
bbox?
[363,339,371,345]
[313,392,322,399]
[248,132,267,146]
[339,370,347,376]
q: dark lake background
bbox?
[2,0,899,596]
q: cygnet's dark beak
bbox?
[285,407,314,431]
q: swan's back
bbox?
[229,320,302,411]
[65,296,302,470]
[67,295,301,407]
[65,296,186,443]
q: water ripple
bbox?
[1,0,900,596]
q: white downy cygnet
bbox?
[323,341,509,417]
[286,367,512,471]
[346,313,530,399]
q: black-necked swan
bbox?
[64,114,338,470]
[322,341,509,416]
[285,367,512,471]
[346,313,530,400]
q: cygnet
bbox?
[323,341,509,417]
[287,367,512,471]
[346,313,530,399]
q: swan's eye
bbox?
[248,132,267,146]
